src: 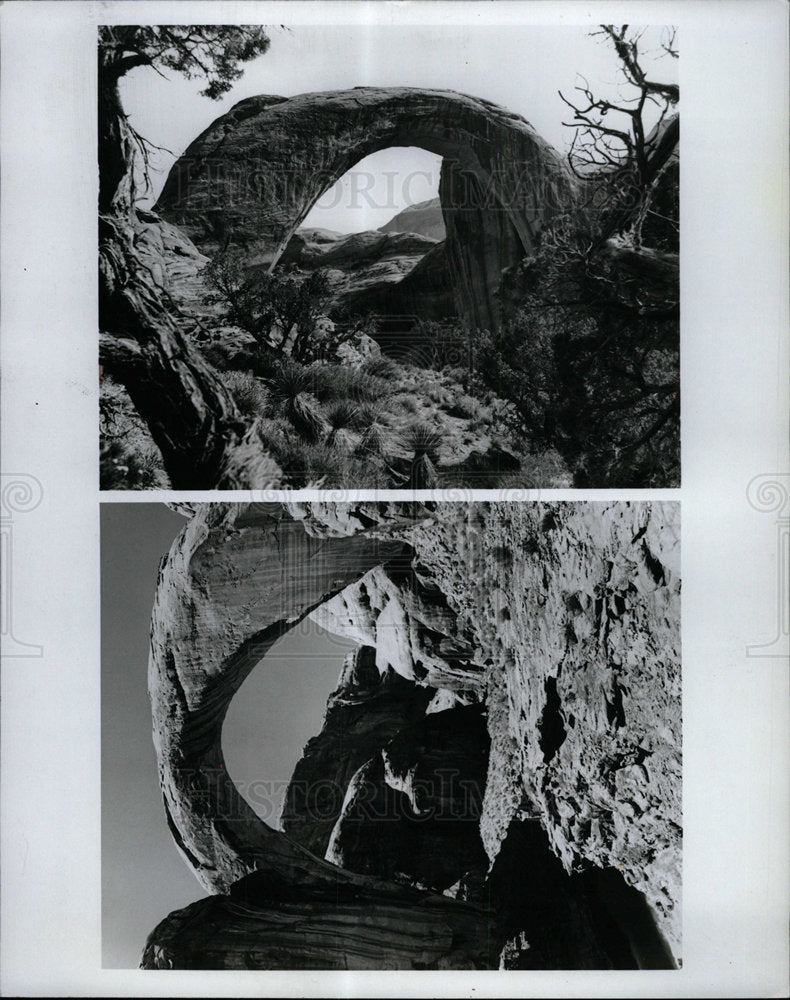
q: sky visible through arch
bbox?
[120,23,677,233]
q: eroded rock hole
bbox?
[222,622,359,828]
[538,675,567,764]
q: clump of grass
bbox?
[325,401,361,449]
[445,393,482,420]
[353,404,388,457]
[219,370,268,419]
[308,363,389,404]
[426,385,453,407]
[256,416,292,455]
[401,422,443,489]
[359,355,400,381]
[272,438,389,489]
[395,394,419,415]
[266,360,326,442]
[357,423,386,457]
[403,423,443,464]
[266,359,314,406]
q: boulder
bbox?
[378,196,446,241]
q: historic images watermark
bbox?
[746,473,790,658]
[175,767,483,826]
[0,474,43,658]
[163,160,645,219]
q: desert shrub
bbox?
[100,440,167,489]
[203,250,341,363]
[325,401,362,449]
[354,404,388,458]
[255,416,292,455]
[444,393,482,420]
[357,422,386,458]
[306,363,390,405]
[402,423,443,488]
[358,355,399,381]
[403,424,442,463]
[219,370,268,418]
[271,438,390,489]
[475,173,679,489]
[401,320,475,373]
[395,394,419,415]
[478,278,678,487]
[265,359,326,442]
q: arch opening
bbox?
[222,621,358,829]
[275,143,530,339]
[285,146,451,336]
[301,146,442,235]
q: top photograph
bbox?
[98,22,679,491]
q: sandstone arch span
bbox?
[155,88,578,331]
[143,501,681,969]
[145,500,495,969]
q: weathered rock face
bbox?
[155,88,577,331]
[488,819,676,970]
[378,196,446,241]
[277,226,453,321]
[339,241,457,328]
[403,502,682,960]
[309,560,486,692]
[144,500,496,971]
[278,619,490,892]
[280,646,435,857]
[147,502,414,895]
[142,871,493,970]
[324,704,491,891]
[143,500,680,970]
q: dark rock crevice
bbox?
[485,819,676,970]
[538,675,567,764]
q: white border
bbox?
[2,1,789,996]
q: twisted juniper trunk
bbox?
[98,47,282,489]
[98,59,134,216]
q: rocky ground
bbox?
[100,203,571,489]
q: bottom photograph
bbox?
[101,500,681,970]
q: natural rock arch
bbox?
[144,501,495,969]
[155,88,578,331]
[142,501,681,969]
